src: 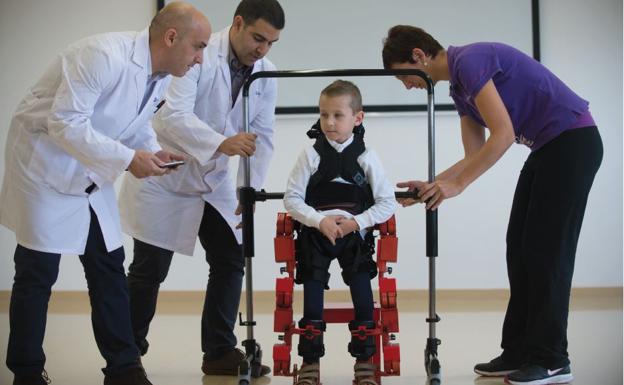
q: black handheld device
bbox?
[160,160,185,169]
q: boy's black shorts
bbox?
[295,226,377,288]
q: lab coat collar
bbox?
[131,28,160,114]
[216,28,234,99]
[217,26,230,60]
[135,28,167,80]
[132,28,151,71]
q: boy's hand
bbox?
[337,218,359,235]
[319,216,345,245]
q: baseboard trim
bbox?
[0,287,620,314]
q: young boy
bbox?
[283,80,397,385]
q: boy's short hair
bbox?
[320,80,363,113]
[382,25,443,69]
[234,0,285,30]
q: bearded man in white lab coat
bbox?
[118,0,284,378]
[0,3,211,385]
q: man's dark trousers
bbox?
[128,202,244,358]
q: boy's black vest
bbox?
[304,120,374,215]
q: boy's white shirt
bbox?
[283,134,397,237]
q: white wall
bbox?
[0,0,621,291]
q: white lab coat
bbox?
[0,29,169,254]
[119,27,277,256]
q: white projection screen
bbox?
[162,0,535,111]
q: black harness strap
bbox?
[305,121,374,213]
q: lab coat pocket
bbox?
[28,135,77,194]
[155,159,217,195]
[202,155,230,192]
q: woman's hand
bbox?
[418,179,464,210]
[396,180,426,207]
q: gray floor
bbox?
[0,295,622,385]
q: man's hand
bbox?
[337,218,359,235]
[396,180,426,207]
[218,133,257,157]
[128,150,168,178]
[319,215,345,245]
[235,203,256,229]
[155,150,185,166]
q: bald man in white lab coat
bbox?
[0,3,210,385]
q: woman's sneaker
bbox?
[474,356,521,376]
[506,364,573,385]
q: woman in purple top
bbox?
[382,25,602,385]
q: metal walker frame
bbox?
[237,69,441,385]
